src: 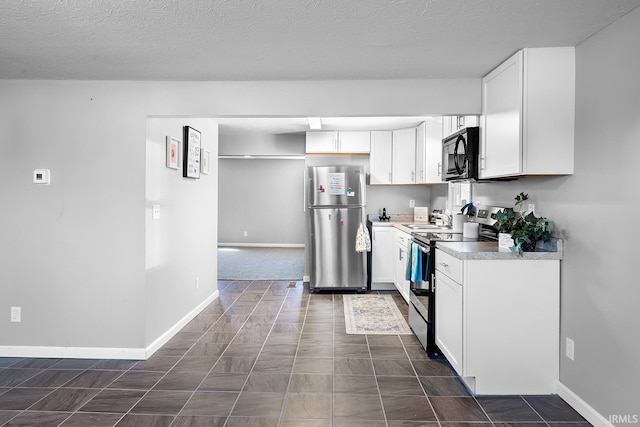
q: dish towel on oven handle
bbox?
[355,223,371,253]
[405,242,423,282]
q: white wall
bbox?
[467,6,640,419]
[145,118,219,346]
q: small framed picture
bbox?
[201,149,211,174]
[183,126,201,179]
[166,136,179,169]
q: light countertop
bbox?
[436,240,563,261]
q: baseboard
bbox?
[0,291,220,361]
[303,275,310,282]
[557,381,613,427]
[218,243,304,248]
[0,345,147,360]
[144,290,219,358]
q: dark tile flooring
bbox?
[0,280,590,426]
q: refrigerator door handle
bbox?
[303,168,307,212]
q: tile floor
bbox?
[0,280,590,426]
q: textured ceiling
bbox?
[3,0,639,134]
[2,0,639,81]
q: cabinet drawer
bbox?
[435,249,463,283]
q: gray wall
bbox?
[218,158,306,245]
[1,78,480,356]
[463,7,640,417]
[218,135,438,246]
[218,133,306,246]
[0,82,148,349]
[145,118,219,345]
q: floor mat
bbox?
[343,294,412,335]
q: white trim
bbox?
[144,290,219,358]
[0,345,146,360]
[303,275,310,282]
[218,155,305,160]
[218,243,304,248]
[557,381,614,427]
[0,291,220,361]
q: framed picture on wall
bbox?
[166,136,180,169]
[201,149,211,174]
[183,126,201,179]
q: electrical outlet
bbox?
[10,307,21,323]
[409,200,415,208]
[195,277,200,289]
[243,231,248,237]
[566,337,575,360]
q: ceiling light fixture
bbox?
[308,117,322,130]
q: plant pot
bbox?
[520,240,537,252]
[498,233,514,251]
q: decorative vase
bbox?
[498,233,514,251]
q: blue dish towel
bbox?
[405,242,423,282]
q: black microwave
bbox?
[442,127,479,181]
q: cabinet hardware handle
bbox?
[437,162,442,176]
[439,262,449,268]
[411,171,415,182]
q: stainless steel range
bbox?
[407,205,505,356]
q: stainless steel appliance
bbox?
[408,204,504,355]
[442,127,479,181]
[307,165,367,292]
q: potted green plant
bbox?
[494,193,553,253]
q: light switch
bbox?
[152,204,161,220]
[33,169,50,185]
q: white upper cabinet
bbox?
[306,131,337,153]
[369,131,393,184]
[442,115,479,138]
[480,47,575,179]
[338,131,371,153]
[417,118,444,184]
[415,123,426,183]
[392,127,417,184]
[306,131,370,153]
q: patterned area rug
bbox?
[343,294,412,335]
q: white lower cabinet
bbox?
[434,270,463,374]
[435,248,560,394]
[393,229,411,303]
[371,226,394,290]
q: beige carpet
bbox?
[343,294,412,335]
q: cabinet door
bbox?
[394,230,411,303]
[435,270,463,375]
[415,122,426,183]
[339,131,370,153]
[480,51,523,178]
[392,128,416,184]
[372,227,394,282]
[425,117,444,183]
[369,131,393,184]
[306,131,338,153]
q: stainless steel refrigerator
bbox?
[307,165,367,292]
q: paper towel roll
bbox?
[452,214,466,232]
[463,222,479,239]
